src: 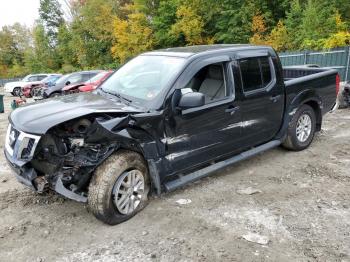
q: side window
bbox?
[238,57,273,93]
[37,75,47,81]
[68,74,82,84]
[183,63,228,104]
[28,76,37,81]
[239,58,262,92]
[260,57,272,86]
[82,73,94,82]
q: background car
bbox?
[62,70,113,94]
[43,70,102,98]
[21,74,62,98]
[337,81,350,108]
[4,74,51,96]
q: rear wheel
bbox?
[282,104,316,151]
[88,150,150,225]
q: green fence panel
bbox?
[279,46,350,82]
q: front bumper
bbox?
[5,148,88,202]
[4,123,41,190]
[4,149,37,190]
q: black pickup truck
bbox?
[4,45,339,224]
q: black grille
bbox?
[21,138,35,159]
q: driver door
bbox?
[164,59,242,173]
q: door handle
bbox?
[225,106,240,115]
[270,95,281,103]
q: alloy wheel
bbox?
[296,113,312,142]
[112,170,145,215]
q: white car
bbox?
[4,74,50,96]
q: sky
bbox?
[0,0,40,28]
[0,0,70,28]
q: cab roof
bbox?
[143,44,268,58]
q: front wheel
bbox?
[88,150,150,225]
[282,104,316,151]
[12,87,21,96]
[49,92,61,98]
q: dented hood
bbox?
[10,92,143,134]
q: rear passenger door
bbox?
[234,54,284,147]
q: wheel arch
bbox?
[303,100,322,131]
[90,117,164,195]
[13,86,22,94]
[277,91,323,140]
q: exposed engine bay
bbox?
[30,117,120,201]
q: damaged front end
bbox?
[5,116,124,202]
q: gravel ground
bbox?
[0,91,349,262]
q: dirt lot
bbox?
[0,91,349,262]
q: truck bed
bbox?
[283,66,335,81]
[283,66,338,114]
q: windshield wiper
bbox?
[99,88,132,104]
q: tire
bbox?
[88,150,150,225]
[49,92,60,98]
[282,104,316,151]
[13,87,21,96]
[29,88,35,98]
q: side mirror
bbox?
[178,92,205,110]
[65,81,71,86]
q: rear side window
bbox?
[260,57,272,86]
[28,76,37,81]
[37,75,47,81]
[82,73,94,81]
[68,74,82,84]
[238,57,273,93]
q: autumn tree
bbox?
[111,4,154,63]
[71,0,115,68]
[323,12,350,49]
[265,21,290,51]
[249,12,268,45]
[1,0,350,78]
[0,24,31,77]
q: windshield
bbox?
[50,75,61,83]
[89,71,108,83]
[43,75,59,83]
[101,55,185,102]
[22,75,31,82]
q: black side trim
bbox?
[164,140,281,192]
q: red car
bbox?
[62,70,113,94]
[21,74,62,98]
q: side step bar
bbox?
[164,140,281,192]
